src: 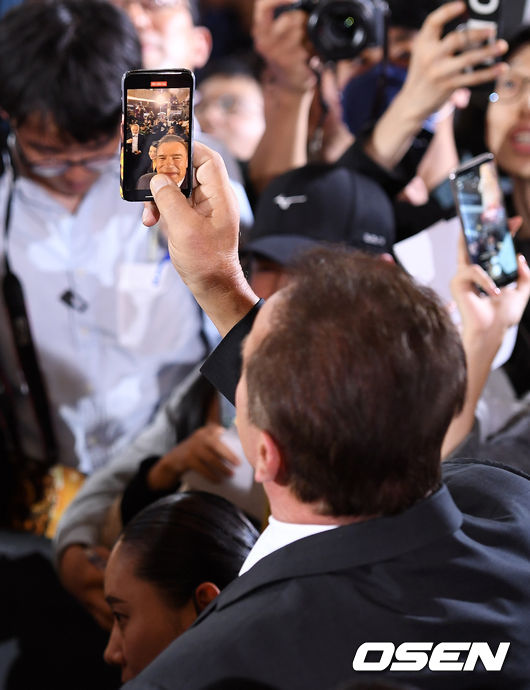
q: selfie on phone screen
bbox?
[122,69,194,201]
[452,155,518,287]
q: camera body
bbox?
[275,0,389,61]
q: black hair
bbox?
[387,0,440,29]
[505,26,530,61]
[0,0,142,142]
[119,492,259,609]
[197,55,264,86]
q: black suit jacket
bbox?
[124,459,530,689]
[126,132,146,155]
[131,305,530,689]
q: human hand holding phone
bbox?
[142,142,259,338]
[398,2,507,121]
[451,222,530,340]
[450,153,520,288]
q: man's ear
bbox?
[194,581,220,612]
[254,430,285,484]
[191,26,212,70]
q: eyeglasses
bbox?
[490,71,530,104]
[113,0,190,12]
[13,137,118,178]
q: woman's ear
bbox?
[194,581,220,612]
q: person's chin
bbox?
[141,41,163,70]
[121,667,135,684]
[498,148,530,179]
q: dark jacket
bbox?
[123,459,530,689]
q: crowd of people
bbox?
[125,92,191,190]
[1,0,530,688]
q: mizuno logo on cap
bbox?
[273,194,308,210]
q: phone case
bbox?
[121,69,194,202]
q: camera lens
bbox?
[307,0,375,61]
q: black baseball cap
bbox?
[243,163,395,266]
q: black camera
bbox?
[274,0,389,62]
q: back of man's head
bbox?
[0,0,141,142]
[246,248,466,518]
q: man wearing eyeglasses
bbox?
[0,0,206,473]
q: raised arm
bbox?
[442,242,530,459]
[365,1,508,172]
[143,142,259,337]
[248,0,318,193]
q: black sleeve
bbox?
[120,456,180,527]
[337,126,434,198]
[200,299,264,405]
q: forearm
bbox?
[53,475,125,566]
[363,89,426,172]
[121,456,178,526]
[248,83,314,194]
[190,267,260,338]
[442,325,505,459]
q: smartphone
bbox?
[121,69,194,202]
[449,153,518,288]
[443,0,501,77]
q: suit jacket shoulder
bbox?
[124,470,530,689]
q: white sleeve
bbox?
[52,366,202,566]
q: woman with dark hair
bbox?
[483,27,530,394]
[486,27,530,233]
[103,491,259,684]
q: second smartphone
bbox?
[449,152,518,288]
[121,69,194,201]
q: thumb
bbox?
[149,173,194,226]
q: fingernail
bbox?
[150,174,171,195]
[142,207,150,225]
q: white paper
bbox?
[394,217,518,369]
[179,426,267,523]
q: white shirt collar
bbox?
[239,515,337,575]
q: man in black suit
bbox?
[124,122,147,183]
[151,115,168,138]
[125,122,145,156]
[128,143,530,689]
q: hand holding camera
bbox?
[253,0,318,93]
[273,0,388,62]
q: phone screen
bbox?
[121,69,194,201]
[451,155,518,287]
